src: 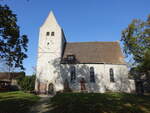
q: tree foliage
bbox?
[0,5,28,70]
[121,15,150,65]
[17,74,35,91]
[121,15,150,92]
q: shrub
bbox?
[17,75,35,91]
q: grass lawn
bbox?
[49,93,150,113]
[0,91,40,113]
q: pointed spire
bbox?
[41,11,60,27]
[47,11,56,22]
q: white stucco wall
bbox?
[59,64,135,93]
[36,61,135,93]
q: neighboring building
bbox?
[0,72,24,90]
[35,11,135,94]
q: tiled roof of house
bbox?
[62,42,126,64]
[0,72,24,80]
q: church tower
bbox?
[35,11,66,93]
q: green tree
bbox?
[0,5,28,70]
[140,50,150,73]
[121,15,150,92]
[121,16,150,65]
[17,75,35,91]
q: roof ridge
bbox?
[67,41,118,44]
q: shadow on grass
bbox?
[0,91,40,113]
[45,93,150,113]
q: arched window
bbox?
[110,68,115,82]
[70,66,76,82]
[90,67,95,83]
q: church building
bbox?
[35,11,135,94]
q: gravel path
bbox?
[29,95,53,113]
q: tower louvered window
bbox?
[51,32,54,36]
[46,32,50,36]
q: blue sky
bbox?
[1,0,150,75]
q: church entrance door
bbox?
[48,83,54,94]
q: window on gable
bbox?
[90,67,95,83]
[110,68,115,82]
[70,66,76,83]
[51,32,55,36]
[46,32,50,36]
[67,55,75,61]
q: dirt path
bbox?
[29,95,53,113]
